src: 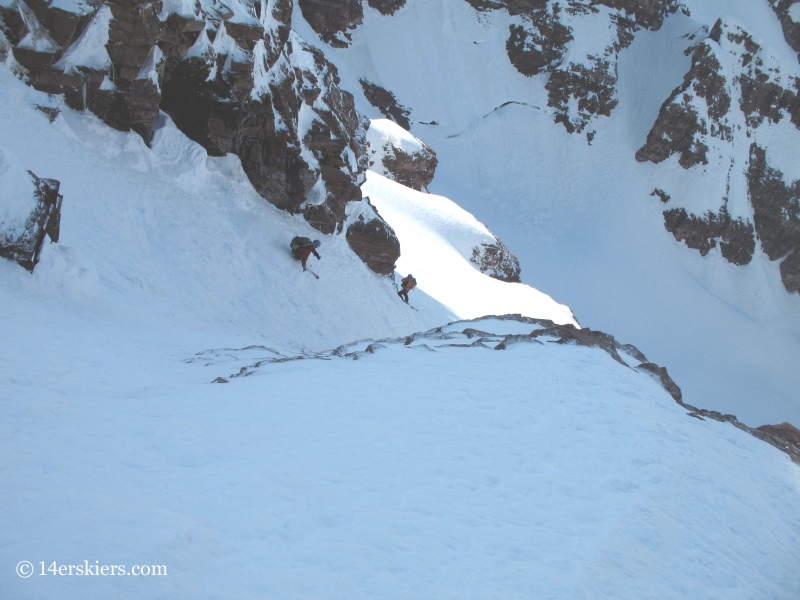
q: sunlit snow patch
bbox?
[363,170,576,325]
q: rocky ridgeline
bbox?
[0,0,400,274]
[193,314,800,465]
[465,0,683,139]
[637,19,800,293]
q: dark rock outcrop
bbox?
[0,171,62,272]
[3,0,402,274]
[639,20,800,293]
[380,144,437,191]
[297,0,362,48]
[360,79,411,130]
[365,119,437,191]
[365,0,406,16]
[636,40,730,167]
[747,143,800,291]
[345,200,401,274]
[470,238,521,282]
[756,422,800,463]
[780,249,800,293]
[662,206,755,265]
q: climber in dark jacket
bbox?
[398,274,416,303]
[290,236,321,270]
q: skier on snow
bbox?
[290,236,321,271]
[398,274,416,303]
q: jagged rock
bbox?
[636,39,730,167]
[757,422,800,449]
[747,143,800,287]
[472,0,680,136]
[365,0,406,16]
[359,79,411,130]
[506,14,571,77]
[636,362,682,402]
[662,206,755,265]
[754,422,800,464]
[650,188,670,203]
[297,0,362,48]
[345,198,400,275]
[546,56,619,135]
[639,20,798,168]
[365,118,437,191]
[157,13,206,75]
[0,147,62,272]
[470,238,520,282]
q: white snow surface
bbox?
[158,0,198,20]
[790,3,800,23]
[54,6,112,74]
[305,0,800,426]
[367,117,424,155]
[365,170,575,324]
[0,144,37,240]
[3,310,800,599]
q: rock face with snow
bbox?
[464,0,682,137]
[637,19,800,293]
[359,79,411,130]
[470,237,521,283]
[0,0,401,273]
[0,147,62,272]
[772,0,800,62]
[366,118,437,191]
[297,0,362,48]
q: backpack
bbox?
[290,236,312,251]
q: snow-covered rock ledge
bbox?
[193,314,800,466]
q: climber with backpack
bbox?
[290,236,321,271]
[397,274,416,303]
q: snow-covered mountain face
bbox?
[3,1,800,596]
[1,0,798,418]
[3,0,800,425]
[283,0,800,426]
[0,0,404,272]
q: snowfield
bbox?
[3,309,800,599]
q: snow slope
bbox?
[303,0,800,426]
[364,170,575,323]
[0,63,573,349]
[3,315,800,599]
